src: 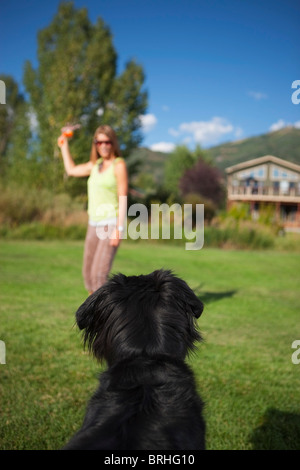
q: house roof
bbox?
[225,155,300,174]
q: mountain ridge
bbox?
[129,127,300,184]
[207,126,300,170]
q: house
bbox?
[225,155,300,230]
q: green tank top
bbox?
[87,157,123,223]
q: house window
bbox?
[238,165,266,181]
[273,182,279,194]
[280,181,289,194]
[271,165,298,181]
[280,204,297,222]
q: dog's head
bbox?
[76,269,204,364]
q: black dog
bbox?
[64,269,205,450]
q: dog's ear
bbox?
[75,282,116,361]
[174,277,204,353]
[159,270,203,319]
[185,290,204,319]
[150,270,204,356]
[75,273,128,361]
[75,292,98,331]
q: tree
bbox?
[180,158,225,208]
[23,1,147,192]
[104,60,147,157]
[164,144,211,200]
[0,75,28,157]
[164,145,197,200]
[0,75,32,183]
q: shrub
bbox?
[182,193,216,224]
[204,221,275,249]
[180,158,225,208]
[0,184,86,227]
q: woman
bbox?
[58,125,128,294]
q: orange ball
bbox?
[64,130,74,138]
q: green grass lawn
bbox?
[0,240,300,450]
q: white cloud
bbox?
[182,136,192,145]
[162,105,170,112]
[269,119,300,132]
[150,142,175,153]
[234,127,244,139]
[269,119,286,132]
[168,127,180,137]
[175,117,235,146]
[248,91,268,101]
[139,113,157,132]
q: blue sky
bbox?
[1,0,300,151]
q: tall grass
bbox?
[0,184,87,228]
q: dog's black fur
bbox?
[64,269,205,450]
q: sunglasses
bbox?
[94,139,113,146]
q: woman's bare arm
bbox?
[110,159,128,246]
[58,135,93,177]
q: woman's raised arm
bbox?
[58,135,93,177]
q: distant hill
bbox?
[128,147,169,185]
[129,127,300,184]
[207,126,300,171]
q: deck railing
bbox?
[228,185,300,197]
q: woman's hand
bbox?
[57,134,68,149]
